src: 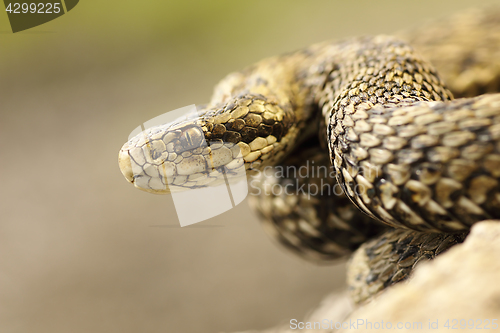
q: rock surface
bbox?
[339,221,500,333]
[234,291,354,333]
[234,221,500,333]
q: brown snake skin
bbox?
[119,8,500,304]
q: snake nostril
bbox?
[118,149,134,183]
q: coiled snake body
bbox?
[119,8,500,303]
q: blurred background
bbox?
[0,1,497,332]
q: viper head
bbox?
[118,106,246,194]
[119,95,289,193]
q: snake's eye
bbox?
[179,126,205,150]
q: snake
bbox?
[118,8,500,304]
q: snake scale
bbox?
[118,8,500,304]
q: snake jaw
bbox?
[118,147,172,194]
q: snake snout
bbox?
[118,138,176,194]
[118,148,134,184]
[118,119,248,194]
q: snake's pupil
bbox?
[185,131,192,146]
